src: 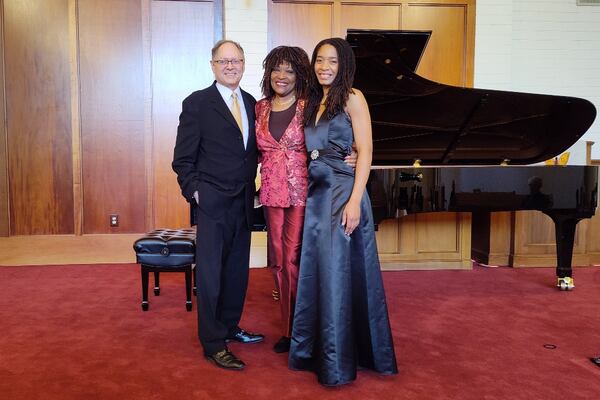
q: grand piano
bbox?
[346,29,598,290]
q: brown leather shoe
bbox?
[206,349,245,370]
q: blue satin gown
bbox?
[288,112,398,386]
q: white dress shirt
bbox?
[215,82,249,149]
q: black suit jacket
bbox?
[172,82,258,228]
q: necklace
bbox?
[273,95,296,108]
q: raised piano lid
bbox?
[346,29,598,166]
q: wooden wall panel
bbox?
[150,0,215,229]
[375,219,400,253]
[0,2,8,237]
[488,211,512,266]
[68,0,83,235]
[416,213,459,253]
[526,212,555,244]
[378,213,471,269]
[512,210,588,267]
[587,213,600,264]
[4,0,74,235]
[340,3,401,33]
[403,3,471,87]
[78,0,146,233]
[269,2,333,53]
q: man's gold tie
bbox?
[230,92,243,131]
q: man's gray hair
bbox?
[211,40,245,59]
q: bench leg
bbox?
[141,266,149,311]
[185,265,192,311]
[192,264,197,296]
[153,271,160,295]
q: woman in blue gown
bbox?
[288,38,398,386]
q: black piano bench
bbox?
[133,228,196,312]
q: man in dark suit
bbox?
[172,40,263,371]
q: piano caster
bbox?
[557,277,574,291]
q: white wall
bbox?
[224,0,600,161]
[224,0,268,99]
[475,0,600,162]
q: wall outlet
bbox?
[110,214,119,227]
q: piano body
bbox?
[347,29,598,290]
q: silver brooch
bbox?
[310,150,319,160]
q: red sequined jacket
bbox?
[255,98,308,208]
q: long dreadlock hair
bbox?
[260,46,311,100]
[303,38,356,127]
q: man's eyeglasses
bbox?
[212,58,244,66]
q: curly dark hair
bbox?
[303,38,356,127]
[260,46,311,100]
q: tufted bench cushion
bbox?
[134,228,196,266]
[133,228,196,311]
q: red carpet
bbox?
[1,264,600,399]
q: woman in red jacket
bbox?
[256,46,311,353]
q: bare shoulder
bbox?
[347,88,368,114]
[349,88,366,101]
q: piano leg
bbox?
[546,212,582,291]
